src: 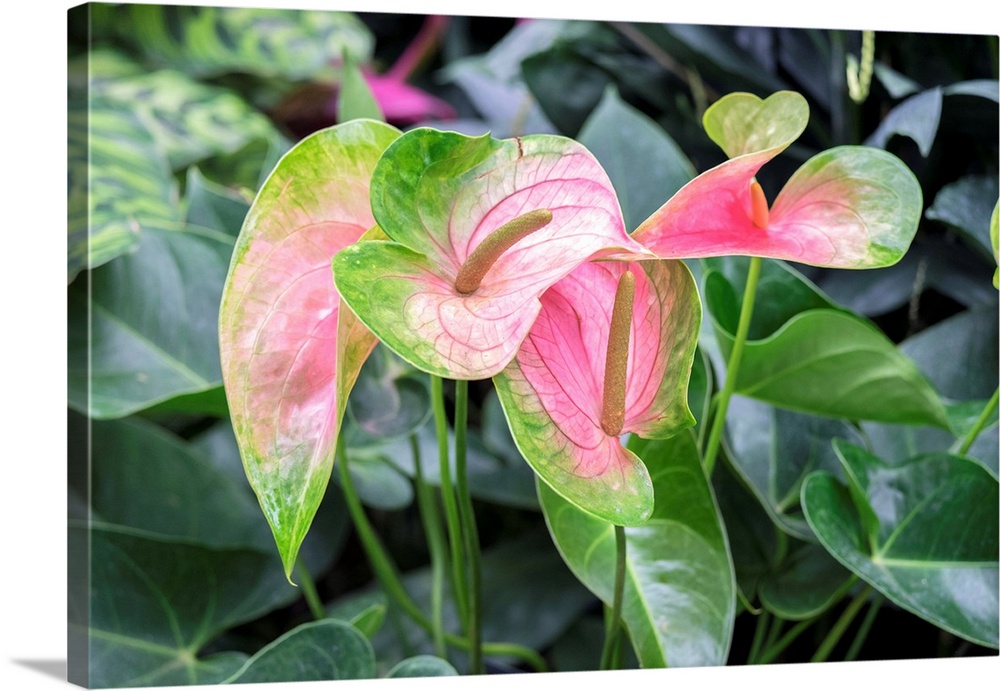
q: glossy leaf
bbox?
[334,127,653,380]
[67,96,180,282]
[865,87,943,157]
[78,525,297,688]
[802,444,999,648]
[326,593,388,639]
[219,120,400,578]
[705,272,949,427]
[68,223,233,419]
[347,345,431,439]
[225,620,375,684]
[724,395,864,540]
[578,85,696,232]
[385,656,459,678]
[91,4,372,80]
[758,542,854,620]
[494,259,701,525]
[539,431,735,667]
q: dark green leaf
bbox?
[385,656,458,678]
[80,525,298,687]
[540,431,735,667]
[724,395,864,540]
[758,542,854,619]
[925,174,999,259]
[522,45,610,137]
[225,620,375,683]
[347,345,431,440]
[578,86,695,232]
[326,592,388,640]
[802,445,999,648]
[183,167,251,238]
[68,224,233,419]
[865,87,942,156]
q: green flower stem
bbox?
[811,585,872,662]
[845,593,883,661]
[746,610,771,664]
[599,525,627,670]
[431,376,470,628]
[955,387,999,456]
[703,256,763,475]
[454,379,484,674]
[756,617,815,665]
[336,436,549,673]
[294,558,326,621]
[411,433,448,659]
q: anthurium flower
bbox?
[632,91,922,268]
[219,119,400,579]
[492,258,701,525]
[333,128,655,380]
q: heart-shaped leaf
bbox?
[334,127,653,380]
[802,443,999,648]
[219,119,400,578]
[494,259,701,525]
[224,620,375,684]
[386,656,459,678]
[539,431,736,667]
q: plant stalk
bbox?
[431,376,470,627]
[811,585,872,662]
[453,379,484,674]
[954,387,999,456]
[294,558,326,621]
[336,435,548,672]
[703,256,763,475]
[411,433,448,659]
[600,525,628,670]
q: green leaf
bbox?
[68,223,233,419]
[347,345,431,440]
[326,592,388,639]
[758,542,854,620]
[802,444,999,648]
[338,57,384,122]
[91,4,372,80]
[78,524,297,688]
[865,87,942,156]
[992,200,999,288]
[705,273,949,427]
[183,167,252,238]
[539,431,735,667]
[521,41,612,137]
[88,418,274,550]
[336,443,414,511]
[724,395,864,540]
[925,174,999,259]
[385,656,459,678]
[224,620,375,684]
[578,85,696,232]
[96,68,279,170]
[68,97,180,282]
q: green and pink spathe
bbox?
[633,91,922,268]
[333,128,655,381]
[219,119,400,578]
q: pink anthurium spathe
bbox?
[632,91,922,268]
[492,258,702,525]
[219,119,400,579]
[333,128,655,381]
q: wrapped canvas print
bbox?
[66,1,999,688]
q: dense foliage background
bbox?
[67,3,998,687]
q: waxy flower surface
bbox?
[333,128,654,380]
[219,120,399,577]
[493,259,701,525]
[632,92,922,268]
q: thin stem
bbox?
[954,387,999,456]
[756,618,815,665]
[411,434,448,659]
[294,558,326,621]
[811,585,872,662]
[845,593,883,661]
[385,15,449,81]
[336,435,549,673]
[600,525,628,670]
[746,610,771,664]
[431,376,470,627]
[454,379,484,674]
[703,256,763,475]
